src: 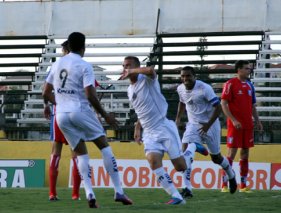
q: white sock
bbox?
[101,146,124,194]
[153,167,182,199]
[220,156,235,179]
[182,167,192,191]
[183,143,196,169]
[77,154,95,199]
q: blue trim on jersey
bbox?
[246,80,256,104]
[209,97,220,106]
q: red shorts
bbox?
[52,116,68,145]
[226,127,254,148]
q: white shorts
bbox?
[142,119,183,160]
[182,121,221,155]
[56,108,105,150]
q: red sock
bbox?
[72,157,81,198]
[222,157,233,187]
[49,154,60,197]
[239,159,248,188]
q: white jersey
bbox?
[127,74,168,130]
[45,53,95,113]
[177,80,220,124]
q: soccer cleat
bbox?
[239,187,253,193]
[180,187,193,199]
[229,176,237,194]
[88,194,98,208]
[114,192,133,205]
[195,143,209,156]
[72,195,81,200]
[221,186,230,193]
[166,197,186,205]
[49,195,59,201]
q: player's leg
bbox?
[74,141,98,208]
[146,151,185,205]
[239,148,251,192]
[71,150,81,200]
[56,112,98,208]
[93,136,132,205]
[221,125,240,192]
[49,141,62,201]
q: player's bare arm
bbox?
[252,104,263,131]
[42,83,56,120]
[121,66,156,80]
[175,102,186,127]
[221,99,242,129]
[134,120,142,145]
[85,85,119,129]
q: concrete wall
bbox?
[0,0,281,37]
[0,141,280,187]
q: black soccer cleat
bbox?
[229,177,237,194]
[114,192,133,205]
[180,187,193,199]
[88,194,98,208]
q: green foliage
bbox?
[0,188,280,213]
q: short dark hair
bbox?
[61,40,69,52]
[235,60,250,72]
[124,56,140,67]
[181,66,195,76]
[67,32,85,52]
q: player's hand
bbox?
[104,113,119,129]
[44,105,51,120]
[134,124,142,145]
[198,123,210,135]
[256,120,263,131]
[232,120,242,130]
[120,69,131,80]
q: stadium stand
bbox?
[15,35,155,140]
[1,31,280,142]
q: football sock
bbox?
[240,159,248,188]
[153,167,182,199]
[101,146,124,194]
[220,156,235,179]
[72,157,81,197]
[182,168,192,191]
[49,154,60,196]
[76,154,95,199]
[222,157,233,187]
[183,143,196,169]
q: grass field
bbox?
[0,188,280,213]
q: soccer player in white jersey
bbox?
[43,32,132,208]
[120,56,191,205]
[175,66,237,196]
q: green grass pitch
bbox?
[0,188,280,213]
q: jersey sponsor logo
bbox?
[57,88,75,94]
[237,90,243,95]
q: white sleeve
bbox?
[83,64,95,88]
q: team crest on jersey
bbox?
[248,90,252,96]
[227,137,233,144]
